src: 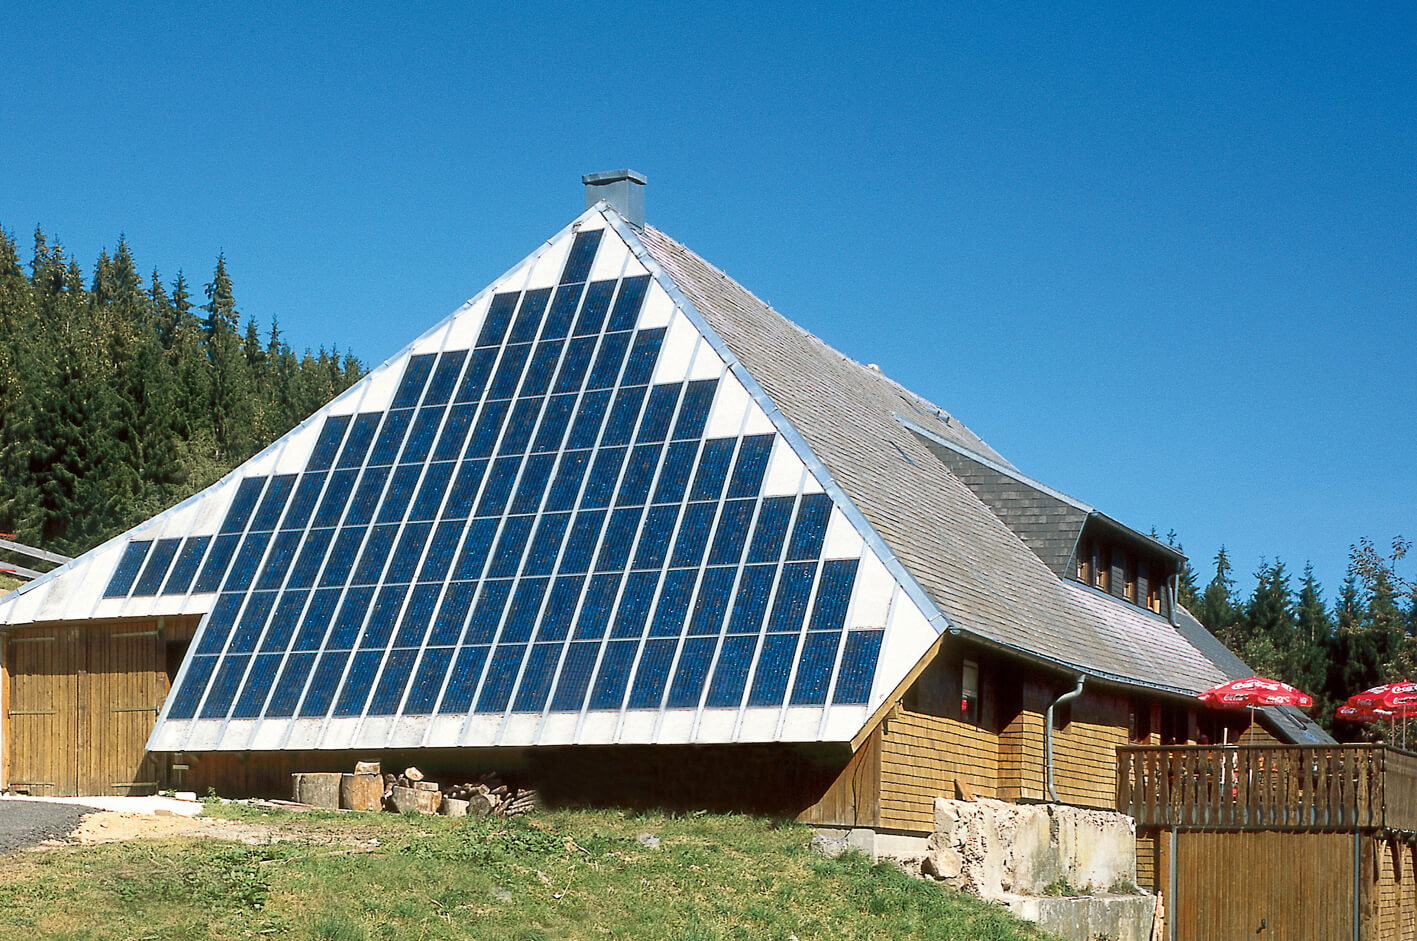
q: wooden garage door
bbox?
[1174,830,1353,940]
[4,624,170,796]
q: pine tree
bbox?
[1237,559,1297,681]
[202,255,254,460]
[1197,547,1241,645]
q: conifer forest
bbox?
[0,227,363,557]
[0,225,1412,738]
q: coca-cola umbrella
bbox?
[1345,682,1417,748]
[1198,676,1314,744]
[1336,704,1397,723]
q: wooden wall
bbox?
[1374,836,1417,941]
[2,617,198,796]
[878,707,998,830]
[1173,830,1354,940]
[1048,689,1130,809]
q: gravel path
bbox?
[0,799,97,854]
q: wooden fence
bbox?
[1118,745,1417,831]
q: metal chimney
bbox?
[583,169,647,227]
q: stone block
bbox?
[340,772,383,811]
[441,797,470,817]
[291,772,342,809]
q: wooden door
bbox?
[1173,830,1353,940]
[4,628,81,796]
[4,623,170,796]
[79,626,168,795]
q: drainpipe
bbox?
[1168,573,1181,626]
[1045,675,1086,803]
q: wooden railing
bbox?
[1117,745,1417,831]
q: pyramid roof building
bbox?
[0,175,1324,763]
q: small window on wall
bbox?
[1124,551,1138,604]
[961,660,980,724]
[1147,573,1163,614]
[1129,700,1152,743]
[1094,543,1111,592]
[1076,550,1092,585]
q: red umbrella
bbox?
[1336,704,1397,723]
[1345,682,1417,747]
[1198,676,1313,709]
[1198,676,1312,745]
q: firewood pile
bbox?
[291,761,539,817]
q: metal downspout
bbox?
[1168,573,1181,627]
[1045,675,1086,803]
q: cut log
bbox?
[354,760,381,775]
[340,772,383,811]
[413,780,440,792]
[441,797,470,817]
[404,766,425,782]
[390,785,421,814]
[416,788,442,814]
[469,792,497,815]
[291,772,342,809]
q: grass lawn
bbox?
[0,804,1058,941]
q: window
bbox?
[961,660,979,724]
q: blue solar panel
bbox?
[292,589,339,651]
[544,283,582,338]
[311,469,356,527]
[673,381,717,440]
[193,534,240,593]
[429,582,476,645]
[573,280,615,335]
[455,348,497,402]
[221,478,266,533]
[195,594,245,655]
[464,579,513,644]
[222,532,271,592]
[368,649,418,714]
[251,476,297,532]
[589,640,637,709]
[573,574,620,641]
[401,408,445,465]
[476,645,528,712]
[393,354,435,408]
[706,634,757,708]
[513,643,560,712]
[156,234,888,746]
[489,343,530,399]
[434,404,477,461]
[509,288,552,344]
[650,570,697,637]
[423,351,467,406]
[256,531,302,590]
[550,642,599,711]
[261,590,309,653]
[622,329,664,386]
[490,517,535,578]
[476,293,519,348]
[560,230,602,285]
[281,474,326,532]
[266,652,315,716]
[667,637,716,708]
[404,647,454,713]
[608,276,651,332]
[538,574,583,642]
[521,342,562,398]
[337,413,381,469]
[833,630,882,704]
[787,493,832,561]
[164,536,211,595]
[307,416,351,472]
[132,538,180,596]
[438,645,490,713]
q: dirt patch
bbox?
[63,811,291,846]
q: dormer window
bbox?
[1073,531,1175,617]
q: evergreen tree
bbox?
[1236,559,1297,681]
[202,255,254,460]
[1197,547,1241,645]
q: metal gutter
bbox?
[1046,675,1086,802]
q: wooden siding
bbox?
[1375,837,1417,941]
[2,617,198,796]
[998,682,1047,802]
[798,726,881,828]
[879,707,998,831]
[1049,690,1128,809]
[1173,830,1353,940]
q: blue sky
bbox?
[2,2,1413,600]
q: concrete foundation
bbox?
[1001,893,1156,941]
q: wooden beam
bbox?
[0,537,71,566]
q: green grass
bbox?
[0,806,1059,940]
[0,574,23,595]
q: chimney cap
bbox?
[583,169,647,227]
[582,169,647,186]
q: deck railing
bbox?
[1117,744,1417,831]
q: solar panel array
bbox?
[119,226,886,747]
